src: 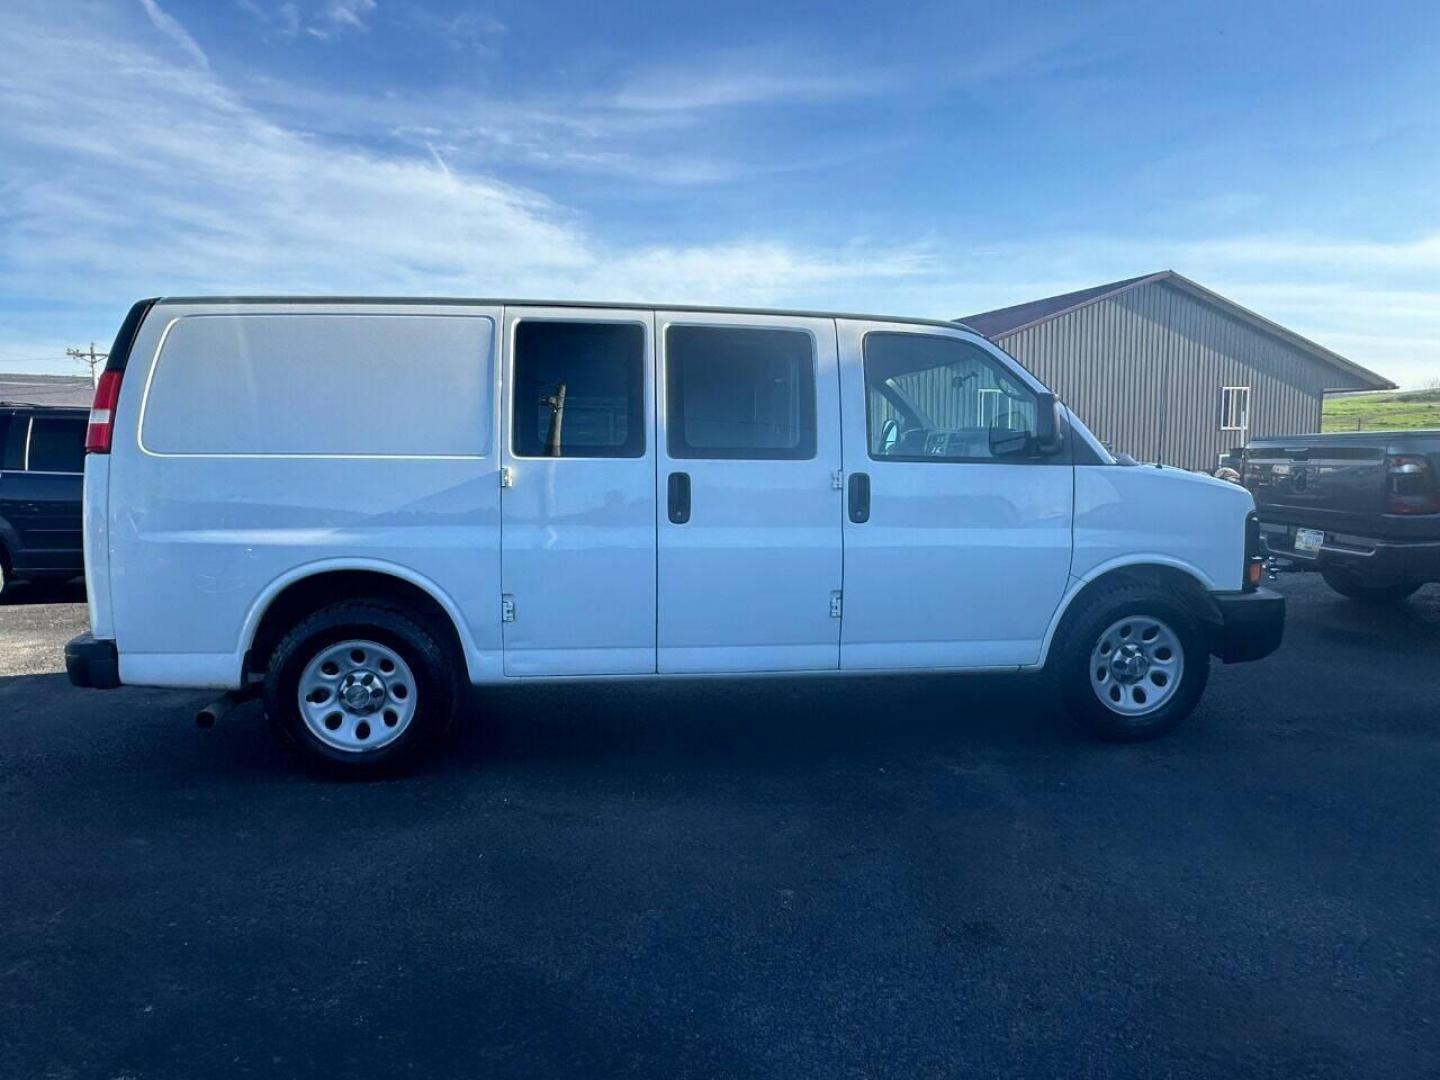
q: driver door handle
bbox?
[848,472,870,524]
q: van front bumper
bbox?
[1211,588,1285,663]
[65,633,121,689]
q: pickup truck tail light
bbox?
[1386,454,1440,515]
[1243,511,1263,591]
[85,369,122,454]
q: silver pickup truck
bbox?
[1242,430,1440,603]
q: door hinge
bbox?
[829,590,843,618]
[501,594,516,623]
[831,468,844,490]
[499,466,514,488]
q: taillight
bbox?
[1386,454,1440,515]
[1239,461,1255,491]
[86,369,122,454]
[1243,511,1263,592]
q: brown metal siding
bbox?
[994,280,1366,470]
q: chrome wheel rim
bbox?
[297,639,417,753]
[1089,615,1184,717]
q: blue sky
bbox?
[1,0,1438,385]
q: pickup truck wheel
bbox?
[1320,567,1421,605]
[1053,583,1210,741]
[263,601,459,777]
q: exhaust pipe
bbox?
[195,688,256,729]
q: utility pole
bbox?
[66,343,108,386]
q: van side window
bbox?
[864,333,1038,462]
[665,326,815,460]
[512,321,646,458]
[27,417,85,472]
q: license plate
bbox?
[1294,527,1325,555]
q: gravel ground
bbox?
[1,573,1437,1078]
[0,578,86,675]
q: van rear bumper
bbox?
[1211,588,1285,664]
[65,633,121,689]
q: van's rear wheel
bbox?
[263,601,459,776]
[1052,582,1210,741]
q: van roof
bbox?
[152,296,978,335]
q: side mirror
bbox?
[1033,392,1064,455]
[989,392,1065,458]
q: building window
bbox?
[1220,386,1250,431]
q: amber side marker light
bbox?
[1246,559,1264,589]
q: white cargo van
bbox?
[67,298,1283,774]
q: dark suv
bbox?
[0,404,88,596]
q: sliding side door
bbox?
[655,312,842,673]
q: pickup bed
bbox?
[1242,430,1440,602]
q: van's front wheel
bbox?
[1052,582,1210,741]
[263,601,460,776]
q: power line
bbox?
[65,343,109,386]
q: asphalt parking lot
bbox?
[2,576,1437,1079]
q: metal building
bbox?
[961,271,1394,470]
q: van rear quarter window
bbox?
[141,314,494,456]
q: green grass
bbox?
[1322,387,1440,432]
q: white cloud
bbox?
[237,0,375,41]
[137,0,210,68]
[0,2,935,367]
[613,50,881,111]
[1184,233,1440,273]
[313,0,376,37]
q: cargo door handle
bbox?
[848,472,870,524]
[667,471,691,524]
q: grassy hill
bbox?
[1322,387,1440,432]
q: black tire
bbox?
[1320,566,1421,605]
[1051,582,1211,742]
[263,600,461,777]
